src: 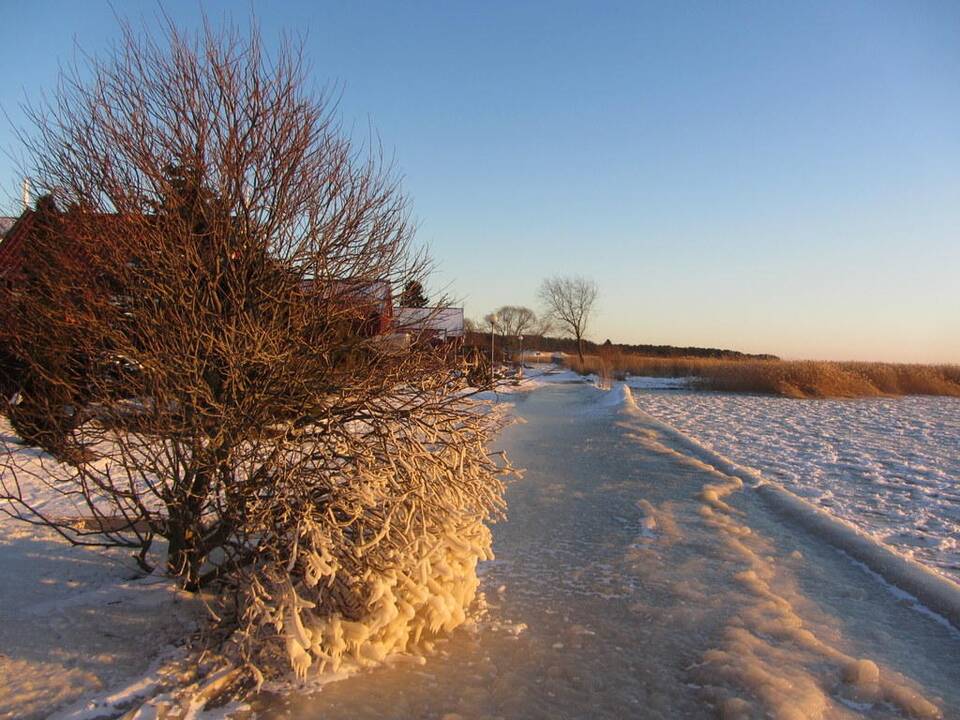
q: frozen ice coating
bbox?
[273,519,494,678]
[264,379,960,719]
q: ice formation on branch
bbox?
[224,401,510,682]
[266,519,493,678]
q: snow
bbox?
[469,364,584,400]
[0,419,204,720]
[627,388,960,582]
[5,372,960,719]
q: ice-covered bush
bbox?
[0,18,508,684]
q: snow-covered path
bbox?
[273,381,960,719]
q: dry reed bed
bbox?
[565,353,960,399]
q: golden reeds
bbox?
[565,352,960,399]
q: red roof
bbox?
[0,209,397,338]
[0,210,36,282]
[0,209,136,293]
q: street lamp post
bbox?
[489,314,497,386]
[518,334,524,379]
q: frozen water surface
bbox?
[629,389,960,581]
[270,381,960,719]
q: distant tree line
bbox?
[603,341,778,360]
[463,331,777,361]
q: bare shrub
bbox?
[0,18,508,683]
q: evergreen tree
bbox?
[400,280,429,307]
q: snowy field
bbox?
[628,388,960,582]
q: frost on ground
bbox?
[629,388,960,581]
[0,419,205,720]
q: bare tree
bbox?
[538,275,598,363]
[494,306,538,341]
[0,18,508,684]
[532,313,554,339]
[490,305,538,359]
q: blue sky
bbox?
[1,1,957,361]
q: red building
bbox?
[0,206,396,340]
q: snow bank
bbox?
[0,419,206,720]
[622,404,960,633]
[595,382,638,410]
[630,391,960,581]
[611,405,946,718]
[756,483,960,632]
[570,381,644,418]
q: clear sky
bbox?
[1,1,957,362]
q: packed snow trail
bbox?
[277,382,960,717]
